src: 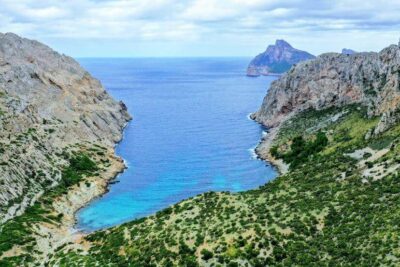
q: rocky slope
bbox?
[247,40,315,76]
[0,32,131,222]
[251,43,400,129]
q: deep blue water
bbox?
[76,58,277,231]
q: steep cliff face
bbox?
[252,44,400,128]
[0,33,131,222]
[247,40,315,76]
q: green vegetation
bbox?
[0,152,98,266]
[369,135,394,150]
[271,130,328,169]
[61,154,97,187]
[48,106,400,266]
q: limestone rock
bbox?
[252,43,400,128]
[0,32,131,221]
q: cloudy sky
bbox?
[0,0,399,57]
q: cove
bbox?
[76,58,277,231]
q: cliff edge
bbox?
[0,32,131,222]
[251,44,400,129]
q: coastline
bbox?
[32,112,285,263]
[14,111,284,264]
[253,123,289,175]
[1,119,132,263]
[0,148,127,263]
[246,72,283,77]
[72,121,131,233]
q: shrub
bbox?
[278,131,329,169]
[201,249,214,261]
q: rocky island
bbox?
[247,40,315,77]
[2,32,400,267]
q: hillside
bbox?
[50,105,400,266]
[45,43,400,266]
[247,40,315,77]
[0,33,131,265]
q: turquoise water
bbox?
[76,58,277,231]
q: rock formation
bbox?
[247,40,315,77]
[252,44,400,128]
[341,48,357,55]
[0,32,131,222]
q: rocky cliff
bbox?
[0,32,131,222]
[247,40,315,76]
[251,43,400,128]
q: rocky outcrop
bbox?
[247,40,315,77]
[342,48,357,55]
[0,32,131,222]
[252,43,400,128]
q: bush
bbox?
[363,152,372,159]
[278,131,329,169]
[201,249,214,261]
[270,146,279,158]
[61,154,97,187]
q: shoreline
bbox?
[25,121,131,264]
[37,120,133,262]
[36,149,126,264]
[12,111,286,264]
[246,72,283,78]
[72,120,131,233]
[0,147,128,263]
[36,114,285,263]
[251,119,289,175]
[71,155,127,233]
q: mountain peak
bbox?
[275,39,292,49]
[341,48,357,55]
[247,40,315,76]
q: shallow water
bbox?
[76,58,277,231]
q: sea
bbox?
[75,58,277,231]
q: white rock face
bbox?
[0,33,131,221]
[252,44,400,128]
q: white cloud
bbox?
[180,0,239,22]
[0,0,399,56]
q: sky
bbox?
[0,0,399,57]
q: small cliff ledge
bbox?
[251,43,400,128]
[0,32,131,222]
[247,40,315,77]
